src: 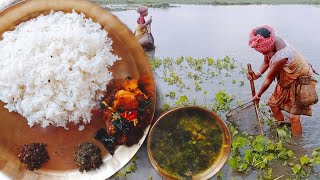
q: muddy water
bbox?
[111,5,320,180]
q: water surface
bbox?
[111,4,320,180]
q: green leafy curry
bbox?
[150,110,223,179]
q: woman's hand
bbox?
[251,94,261,104]
[247,71,262,81]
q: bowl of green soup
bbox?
[147,106,231,180]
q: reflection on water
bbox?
[111,4,320,179]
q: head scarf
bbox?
[249,25,275,53]
[137,6,148,14]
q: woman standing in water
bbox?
[134,6,152,40]
[248,25,318,136]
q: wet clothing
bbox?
[267,44,317,116]
[134,17,147,39]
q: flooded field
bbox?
[0,2,319,180]
[111,4,320,180]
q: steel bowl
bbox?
[147,106,231,180]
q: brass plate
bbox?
[0,0,155,179]
[147,106,231,180]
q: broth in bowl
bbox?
[148,106,231,180]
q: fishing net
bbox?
[226,101,262,135]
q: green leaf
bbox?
[254,135,265,143]
[264,168,273,179]
[162,104,170,110]
[313,157,320,164]
[266,154,275,161]
[287,150,295,158]
[228,125,238,137]
[253,144,265,152]
[232,136,248,150]
[252,135,265,152]
[176,95,188,105]
[169,91,176,98]
[276,141,285,151]
[124,163,137,173]
[277,128,287,138]
[292,164,301,174]
[228,157,240,169]
[244,149,252,163]
[207,57,214,66]
[312,149,319,157]
[267,143,275,151]
[204,91,208,96]
[238,162,248,172]
[300,156,310,165]
[278,151,289,160]
[256,161,266,169]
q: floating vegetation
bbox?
[111,155,138,180]
[150,56,246,113]
[228,117,320,180]
[109,55,319,179]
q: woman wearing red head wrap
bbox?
[248,25,318,136]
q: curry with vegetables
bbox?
[149,109,223,179]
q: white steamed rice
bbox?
[0,10,119,129]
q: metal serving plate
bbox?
[0,0,156,179]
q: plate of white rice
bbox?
[0,0,156,179]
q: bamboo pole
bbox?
[247,63,264,135]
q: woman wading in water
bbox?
[248,25,318,136]
[134,6,154,50]
[134,6,152,39]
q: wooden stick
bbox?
[247,63,264,135]
[247,64,256,97]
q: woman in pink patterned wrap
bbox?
[247,25,318,136]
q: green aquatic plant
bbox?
[112,155,138,179]
[176,95,188,106]
[228,121,320,179]
[212,90,234,112]
[163,70,185,88]
[175,56,184,65]
[228,127,290,173]
[150,58,162,70]
[165,91,176,98]
[195,82,202,91]
[163,57,174,69]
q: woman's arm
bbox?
[138,17,152,29]
[259,55,271,75]
[253,58,288,100]
[252,55,270,80]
